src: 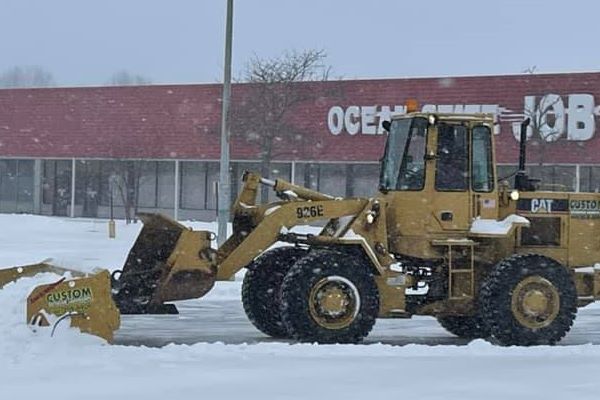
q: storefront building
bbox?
[1,72,600,220]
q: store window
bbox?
[319,164,347,197]
[0,160,18,210]
[349,164,379,197]
[580,166,600,193]
[293,163,379,198]
[497,165,575,192]
[527,165,575,192]
[42,159,72,216]
[206,162,220,210]
[298,163,320,192]
[75,160,101,217]
[137,161,158,208]
[180,162,207,210]
[0,159,34,213]
[497,165,518,187]
[157,161,175,208]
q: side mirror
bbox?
[382,121,391,132]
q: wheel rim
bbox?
[309,275,360,330]
[511,275,560,329]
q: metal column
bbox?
[217,0,234,245]
[174,160,180,220]
[575,164,581,192]
[33,159,42,214]
[69,158,76,218]
[290,161,296,184]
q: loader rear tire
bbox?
[280,249,379,344]
[481,254,577,346]
[242,246,307,338]
[437,314,490,340]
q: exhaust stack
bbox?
[515,118,534,191]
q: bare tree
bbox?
[522,65,537,74]
[108,161,145,223]
[107,70,152,86]
[524,94,564,166]
[230,49,333,201]
[518,68,565,166]
[0,66,55,88]
[105,69,152,221]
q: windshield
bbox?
[379,117,428,191]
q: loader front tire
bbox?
[481,254,577,346]
[280,249,379,344]
[242,246,306,338]
[437,314,490,340]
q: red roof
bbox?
[1,72,600,164]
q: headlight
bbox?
[510,190,520,201]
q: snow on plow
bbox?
[0,261,85,289]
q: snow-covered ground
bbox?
[1,214,600,400]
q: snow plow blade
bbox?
[0,261,85,289]
[111,213,218,314]
[27,270,120,343]
[20,213,217,342]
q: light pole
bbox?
[218,0,234,246]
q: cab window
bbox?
[435,124,468,191]
[472,125,494,192]
[396,118,428,190]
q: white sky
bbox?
[0,0,597,86]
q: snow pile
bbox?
[0,272,105,359]
[0,274,55,346]
[3,333,600,400]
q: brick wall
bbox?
[1,72,599,164]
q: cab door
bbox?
[471,125,498,220]
[431,123,471,230]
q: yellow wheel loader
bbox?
[5,107,600,346]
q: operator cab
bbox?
[380,113,495,197]
[380,110,498,256]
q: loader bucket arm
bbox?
[212,171,384,279]
[216,198,370,279]
[216,170,339,266]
